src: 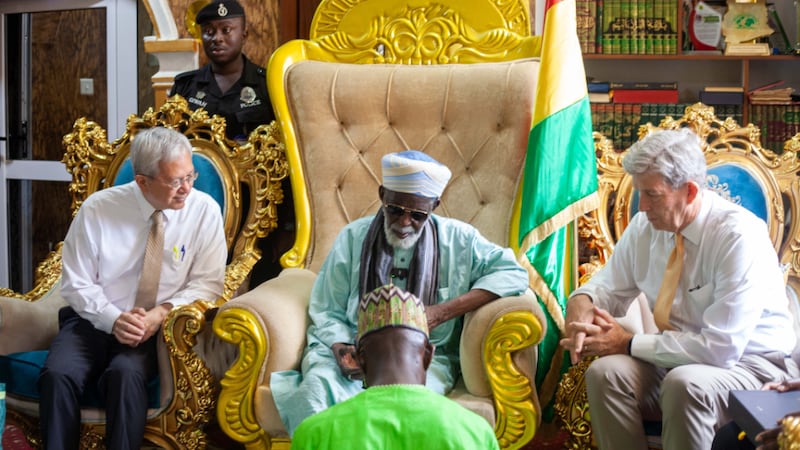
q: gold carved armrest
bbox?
[213,268,316,445]
[461,291,545,448]
[156,299,220,447]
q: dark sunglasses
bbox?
[384,204,430,222]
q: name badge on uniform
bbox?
[240,86,257,104]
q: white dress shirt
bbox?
[572,190,796,368]
[61,181,227,334]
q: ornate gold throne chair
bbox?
[212,0,549,449]
[554,103,800,449]
[0,96,287,449]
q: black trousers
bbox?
[38,307,157,450]
[711,421,756,450]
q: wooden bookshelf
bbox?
[581,1,800,150]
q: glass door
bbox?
[0,0,137,290]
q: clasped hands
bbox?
[112,306,167,347]
[560,295,633,365]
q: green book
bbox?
[620,0,631,54]
[653,0,664,54]
[666,0,678,54]
[596,0,604,53]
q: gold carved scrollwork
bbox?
[484,310,543,450]
[62,119,113,216]
[312,0,530,39]
[314,4,530,64]
[157,300,216,450]
[213,307,270,446]
[223,123,288,301]
[554,357,596,450]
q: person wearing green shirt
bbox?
[291,284,500,450]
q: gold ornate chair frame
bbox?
[555,103,800,449]
[212,0,549,449]
[0,96,287,449]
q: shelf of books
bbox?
[581,0,800,153]
[590,102,743,152]
[577,0,681,55]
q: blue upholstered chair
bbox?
[555,102,800,449]
[0,96,287,449]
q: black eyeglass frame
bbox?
[383,203,430,222]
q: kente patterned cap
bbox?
[381,150,452,199]
[196,0,245,24]
[357,285,429,343]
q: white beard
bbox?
[383,217,422,250]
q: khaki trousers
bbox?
[586,353,798,450]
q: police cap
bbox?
[196,1,245,24]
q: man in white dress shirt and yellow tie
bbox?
[38,127,227,450]
[560,128,798,450]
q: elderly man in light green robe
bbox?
[271,151,529,435]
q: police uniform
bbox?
[170,56,274,142]
[173,0,289,286]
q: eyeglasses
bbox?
[384,204,430,222]
[149,172,199,190]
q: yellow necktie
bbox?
[135,210,164,310]
[653,233,684,332]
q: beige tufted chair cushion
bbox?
[284,59,540,270]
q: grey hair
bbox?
[622,128,706,189]
[130,127,192,177]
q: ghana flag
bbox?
[510,0,598,418]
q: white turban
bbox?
[381,150,452,198]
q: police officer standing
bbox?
[170,0,274,143]
[172,0,290,287]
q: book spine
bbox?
[620,0,631,54]
[610,81,678,90]
[598,103,615,143]
[767,105,780,153]
[789,105,800,151]
[641,102,653,127]
[588,0,598,54]
[609,0,622,54]
[653,0,664,55]
[666,0,677,54]
[613,89,679,103]
[596,0,605,53]
[577,0,590,53]
[613,103,624,149]
[634,0,645,55]
[602,0,613,53]
[621,102,633,148]
[656,102,668,125]
[637,0,646,55]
